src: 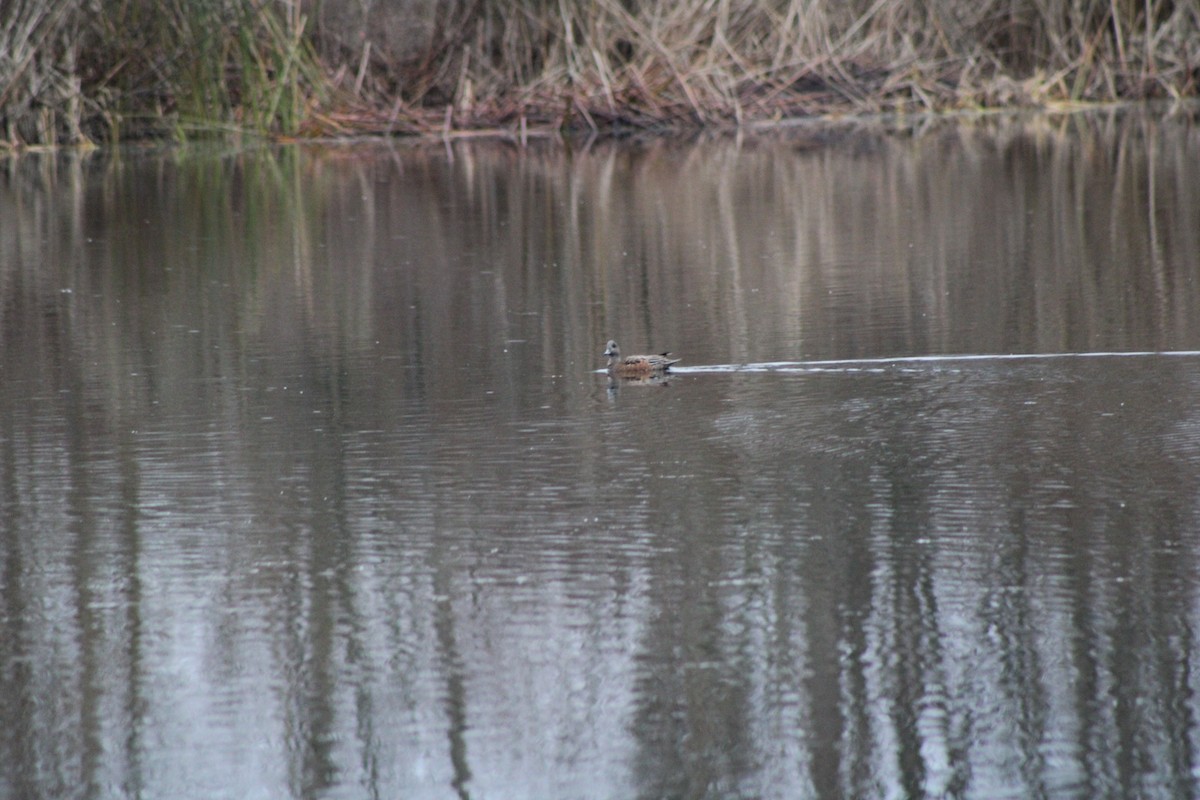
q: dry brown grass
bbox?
[2,0,1197,146]
[403,0,1198,129]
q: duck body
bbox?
[604,340,680,376]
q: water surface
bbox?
[2,110,1200,798]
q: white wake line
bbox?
[666,350,1200,373]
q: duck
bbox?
[604,340,680,376]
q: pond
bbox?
[2,109,1200,799]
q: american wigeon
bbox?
[603,340,680,376]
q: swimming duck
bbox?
[604,340,680,376]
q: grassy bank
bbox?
[2,0,1197,146]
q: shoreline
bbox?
[6,98,1193,155]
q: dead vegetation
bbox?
[2,0,1197,146]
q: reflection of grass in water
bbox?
[2,0,1197,146]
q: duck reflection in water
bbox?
[603,340,680,398]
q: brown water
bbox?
[2,109,1200,799]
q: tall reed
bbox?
[1,0,1196,146]
[1,0,325,145]
[397,0,1198,128]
